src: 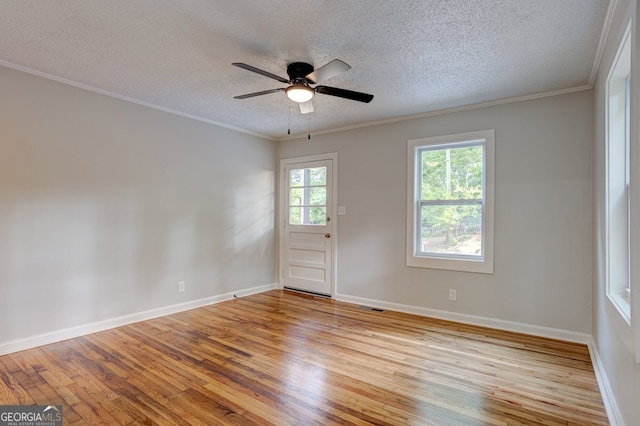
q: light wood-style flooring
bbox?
[0,290,608,425]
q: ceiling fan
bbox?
[232,59,374,114]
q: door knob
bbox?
[325,233,331,238]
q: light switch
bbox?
[338,206,346,215]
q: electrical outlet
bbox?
[449,289,457,301]
[178,281,185,293]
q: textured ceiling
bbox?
[0,1,611,140]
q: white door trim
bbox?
[279,152,338,297]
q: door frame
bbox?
[278,152,338,297]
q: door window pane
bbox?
[290,188,303,206]
[288,166,327,225]
[290,169,304,187]
[289,207,327,225]
[308,187,326,205]
[308,167,326,185]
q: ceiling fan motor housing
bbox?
[287,62,314,83]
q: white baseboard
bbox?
[587,336,626,426]
[334,293,591,344]
[0,283,276,356]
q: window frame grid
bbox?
[287,166,328,226]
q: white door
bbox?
[281,155,335,296]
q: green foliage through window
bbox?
[289,167,327,225]
[419,143,484,256]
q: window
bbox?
[606,26,631,322]
[407,130,495,273]
[288,166,327,225]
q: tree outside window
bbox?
[419,143,484,257]
[289,167,327,225]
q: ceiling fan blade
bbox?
[234,88,285,99]
[305,59,351,84]
[299,100,314,114]
[315,86,374,103]
[232,63,290,83]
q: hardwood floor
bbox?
[0,290,608,425]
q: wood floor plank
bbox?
[0,290,608,425]
[0,358,30,405]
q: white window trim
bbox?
[630,9,640,363]
[406,130,495,274]
[605,23,632,324]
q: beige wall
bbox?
[0,65,277,344]
[279,90,593,334]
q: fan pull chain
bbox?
[287,103,291,135]
[308,112,311,140]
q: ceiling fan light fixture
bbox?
[285,84,314,103]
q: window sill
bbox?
[406,254,493,274]
[607,293,631,326]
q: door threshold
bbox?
[283,287,331,299]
